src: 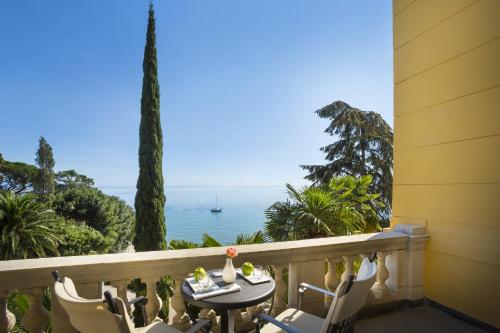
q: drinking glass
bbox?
[254,265,264,279]
[199,276,210,290]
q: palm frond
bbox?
[168,239,200,250]
[201,233,223,247]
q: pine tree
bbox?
[134,4,166,251]
[34,136,55,200]
[301,101,393,220]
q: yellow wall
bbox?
[392,0,500,327]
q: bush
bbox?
[52,186,134,252]
[53,217,109,255]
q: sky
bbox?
[0,0,393,188]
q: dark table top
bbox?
[181,270,275,311]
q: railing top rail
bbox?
[0,231,408,291]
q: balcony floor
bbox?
[356,305,488,333]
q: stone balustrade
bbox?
[0,224,428,333]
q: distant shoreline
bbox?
[99,184,294,189]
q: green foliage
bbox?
[0,158,38,194]
[156,276,173,320]
[128,276,172,326]
[34,137,55,200]
[134,4,166,252]
[201,233,223,247]
[235,230,270,245]
[168,239,200,250]
[55,169,95,190]
[265,175,382,241]
[53,217,109,256]
[0,192,61,259]
[7,291,29,333]
[53,186,134,252]
[169,231,268,250]
[301,101,393,221]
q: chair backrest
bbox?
[54,276,134,333]
[320,257,377,333]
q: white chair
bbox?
[255,255,377,333]
[53,272,210,333]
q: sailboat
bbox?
[210,195,222,213]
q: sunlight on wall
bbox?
[391,0,500,327]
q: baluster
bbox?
[199,308,220,333]
[143,278,162,324]
[244,304,264,330]
[170,277,190,330]
[371,252,391,298]
[271,264,287,316]
[234,309,249,331]
[359,253,375,300]
[324,258,341,307]
[246,304,264,317]
[21,288,49,333]
[0,291,15,333]
[341,256,356,281]
[114,280,132,315]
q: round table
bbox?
[182,271,275,333]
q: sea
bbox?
[101,186,287,245]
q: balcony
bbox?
[0,224,485,333]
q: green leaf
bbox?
[15,294,29,314]
[201,233,223,247]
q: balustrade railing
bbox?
[0,224,428,333]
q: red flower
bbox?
[226,246,238,258]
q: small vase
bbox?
[222,258,236,283]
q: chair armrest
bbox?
[127,296,148,325]
[298,283,335,310]
[298,283,336,298]
[186,319,211,333]
[127,296,148,307]
[254,312,304,333]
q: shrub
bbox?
[52,186,134,252]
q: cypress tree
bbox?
[34,136,55,201]
[134,4,166,251]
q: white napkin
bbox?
[192,283,241,300]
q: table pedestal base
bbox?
[220,309,238,333]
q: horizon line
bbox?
[98,184,308,189]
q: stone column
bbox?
[387,224,429,300]
[21,288,49,333]
[199,308,220,333]
[324,258,341,307]
[169,277,190,330]
[144,278,162,324]
[271,264,287,316]
[341,256,356,281]
[371,252,391,298]
[0,291,15,333]
[114,280,132,315]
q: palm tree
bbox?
[168,231,268,250]
[0,192,61,259]
[265,175,382,242]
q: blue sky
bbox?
[0,0,393,187]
